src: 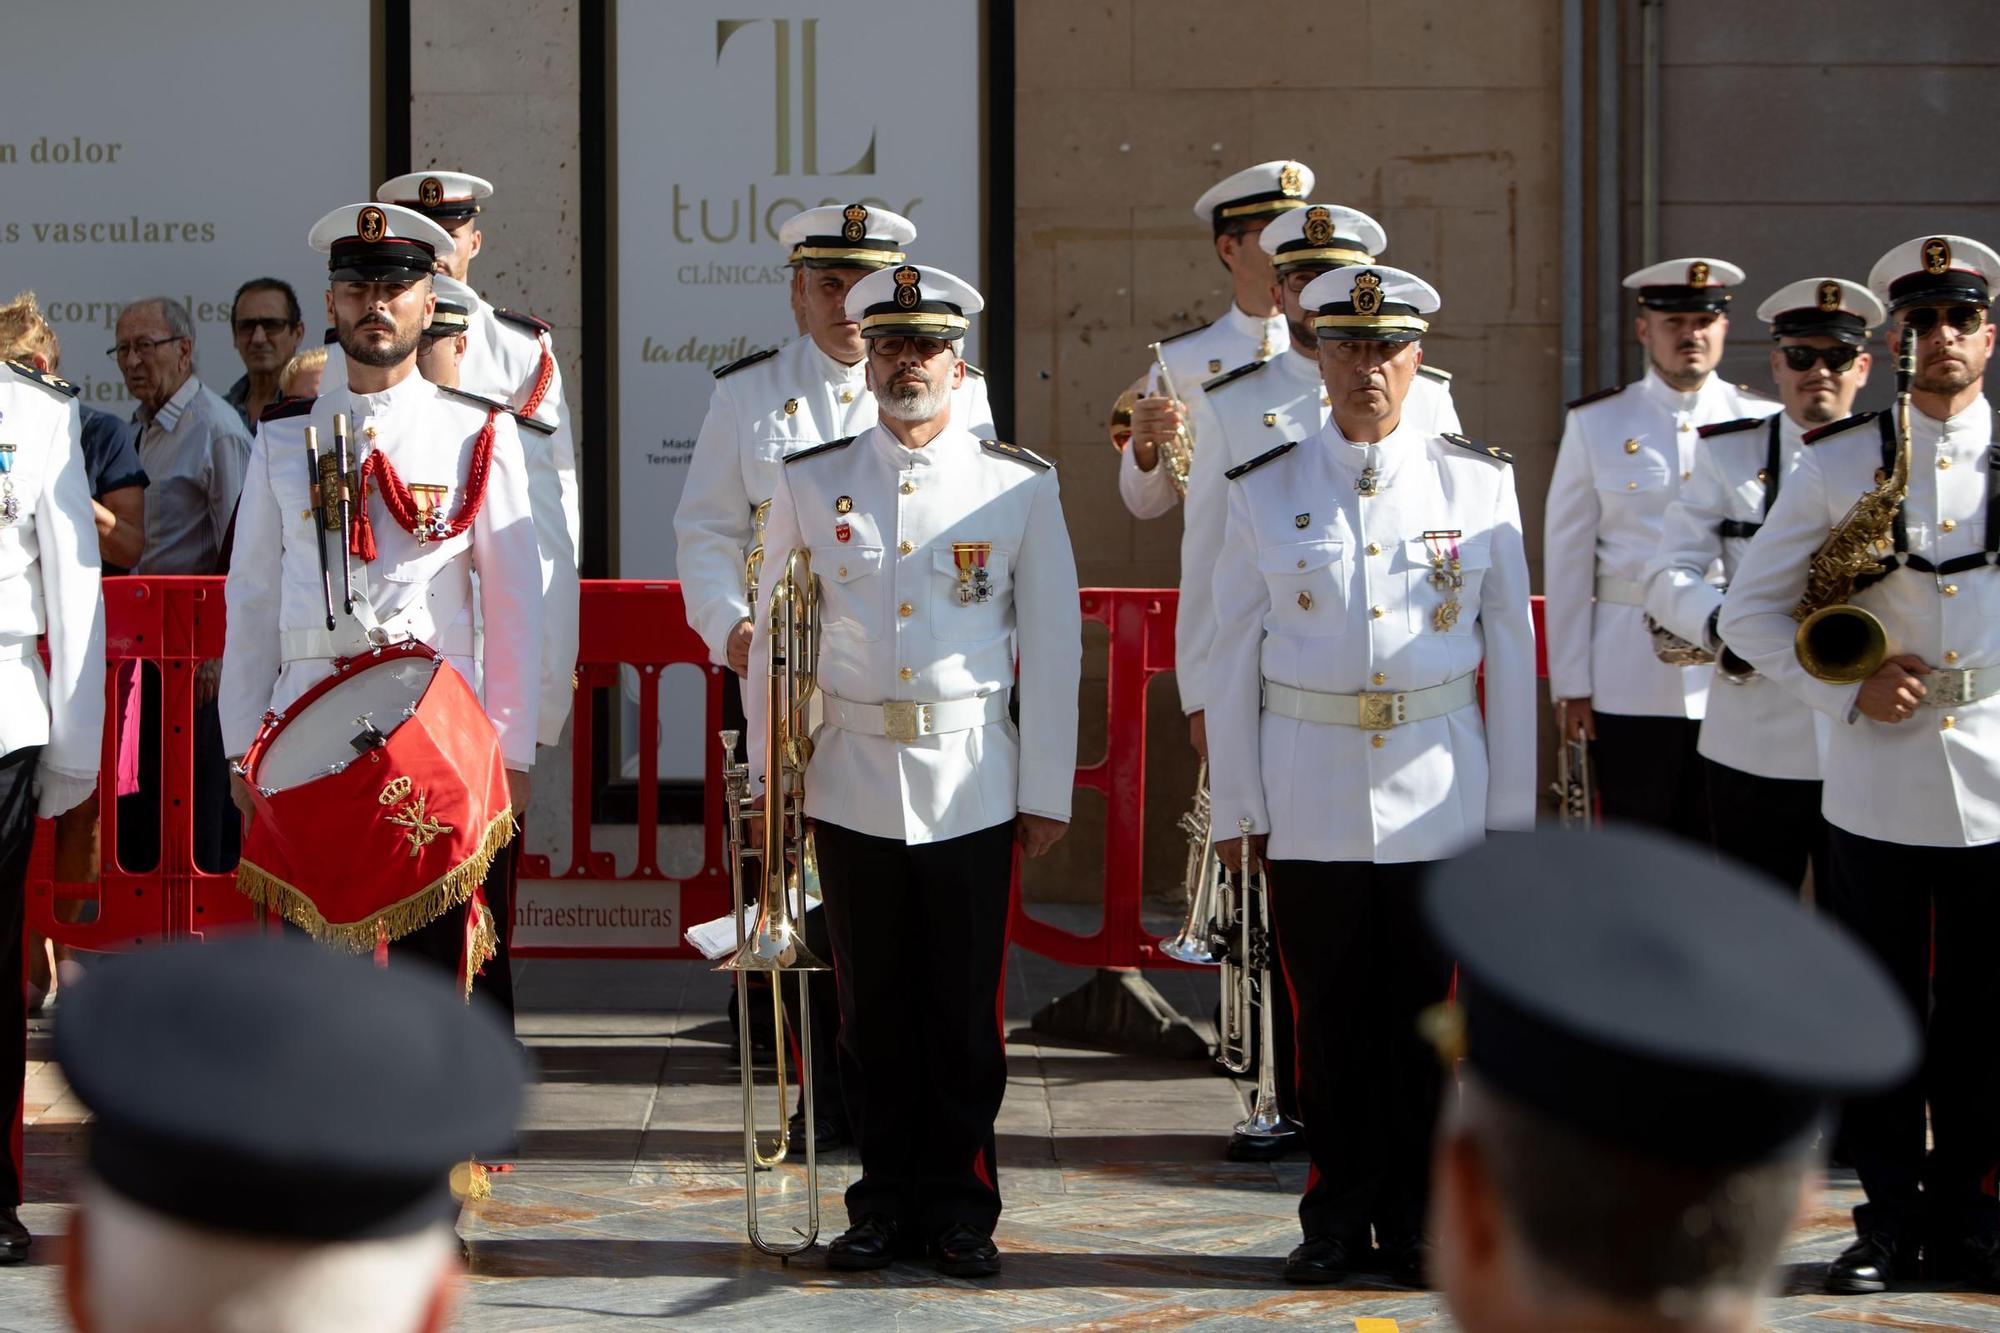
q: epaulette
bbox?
[784,435,855,465]
[964,361,986,379]
[1565,383,1625,411]
[1803,410,1880,445]
[713,346,780,379]
[494,308,551,336]
[1202,358,1268,394]
[1443,433,1513,465]
[258,396,314,423]
[437,383,556,435]
[1697,416,1765,439]
[1158,320,1213,346]
[1417,363,1453,384]
[1225,441,1297,480]
[982,439,1053,470]
[7,360,78,398]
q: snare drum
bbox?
[235,643,514,988]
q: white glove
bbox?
[34,766,97,820]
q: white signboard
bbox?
[0,2,373,409]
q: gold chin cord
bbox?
[1791,325,1917,683]
[1105,344,1196,497]
[717,546,827,1259]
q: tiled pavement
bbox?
[10,947,2000,1331]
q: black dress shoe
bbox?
[930,1222,1001,1278]
[1824,1232,1912,1294]
[1377,1234,1429,1289]
[1938,1233,2000,1292]
[1283,1234,1364,1285]
[0,1209,28,1265]
[1226,1116,1306,1162]
[827,1216,898,1271]
[788,1107,853,1153]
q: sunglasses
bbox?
[1899,305,1987,338]
[1779,344,1861,373]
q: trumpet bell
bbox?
[1159,927,1221,966]
[1107,381,1142,452]
[1794,604,1889,685]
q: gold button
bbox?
[1367,542,1381,556]
[1297,592,1313,610]
[837,565,848,577]
[899,667,913,681]
[899,540,914,555]
[1943,518,1958,532]
[1757,469,1770,484]
[1944,584,1959,597]
[1370,605,1384,619]
[1679,422,1692,432]
[1947,650,1961,663]
[840,390,855,404]
[898,602,913,617]
[900,481,915,494]
[364,426,378,440]
[1296,559,1306,570]
[1938,456,1952,470]
[1627,481,1639,490]
[1943,715,1958,731]
[1373,671,1387,685]
[1624,440,1639,454]
[1682,470,1692,481]
[784,398,798,416]
[1371,734,1386,748]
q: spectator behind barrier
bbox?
[225,278,304,428]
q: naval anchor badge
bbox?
[893,265,923,310]
[841,203,869,244]
[1423,529,1466,632]
[0,443,15,525]
[1278,163,1304,197]
[1818,280,1843,312]
[952,541,994,605]
[356,205,387,243]
[1687,260,1711,287]
[418,176,444,209]
[1303,206,1335,248]
[1351,270,1384,317]
[1924,237,1953,275]
[410,484,452,543]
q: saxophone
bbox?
[1791,326,1916,684]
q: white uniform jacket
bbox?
[1176,352,1461,714]
[1644,411,1821,780]
[221,372,544,769]
[673,336,996,664]
[1721,398,2000,847]
[0,366,103,816]
[1543,367,1778,716]
[1207,420,1537,863]
[746,424,1081,845]
[1118,305,1287,520]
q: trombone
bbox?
[718,546,828,1258]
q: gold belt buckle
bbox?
[882,701,922,743]
[1356,691,1400,730]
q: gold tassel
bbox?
[449,1159,492,1202]
[463,900,499,1002]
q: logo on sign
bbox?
[717,18,877,177]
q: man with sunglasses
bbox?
[1722,234,2000,1295]
[1544,259,1778,839]
[1644,277,1881,890]
[224,279,305,428]
[744,264,1080,1278]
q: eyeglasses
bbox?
[106,335,185,361]
[233,317,295,338]
[1899,305,1987,338]
[1779,344,1861,373]
[867,337,955,362]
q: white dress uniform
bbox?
[0,363,103,815]
[1117,305,1287,521]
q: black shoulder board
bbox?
[494,308,551,336]
[1225,441,1297,480]
[1202,358,1268,393]
[1803,410,1880,445]
[1696,416,1764,440]
[1417,363,1453,383]
[713,346,780,380]
[784,435,856,465]
[1158,319,1214,346]
[7,359,78,398]
[982,439,1053,470]
[1443,433,1512,465]
[257,396,314,423]
[1565,383,1625,411]
[963,361,986,379]
[438,383,556,435]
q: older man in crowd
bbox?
[224,278,306,427]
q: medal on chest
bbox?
[349,409,499,562]
[0,443,15,526]
[410,484,453,543]
[952,541,994,604]
[1422,529,1465,632]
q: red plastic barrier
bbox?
[27,580,1548,969]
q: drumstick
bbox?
[333,412,356,616]
[304,426,336,631]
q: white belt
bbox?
[1923,667,2000,709]
[0,637,32,662]
[1262,674,1478,729]
[820,691,1008,742]
[1594,575,1646,606]
[281,622,474,664]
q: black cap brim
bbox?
[1637,286,1731,314]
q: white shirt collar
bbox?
[345,366,434,417]
[804,334,865,385]
[1639,364,1706,414]
[1224,302,1283,345]
[147,374,202,432]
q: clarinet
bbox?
[303,426,336,630]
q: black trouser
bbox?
[1591,713,1710,845]
[117,671,238,874]
[1703,759,1828,896]
[0,750,36,1209]
[1269,858,1451,1244]
[1824,827,2000,1245]
[371,832,520,1013]
[815,818,1013,1237]
[784,878,845,1127]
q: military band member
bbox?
[221,203,544,993]
[1544,258,1777,838]
[1721,234,2000,1295]
[1119,160,1311,520]
[0,358,102,1260]
[1644,277,1881,889]
[1206,264,1535,1285]
[746,264,1080,1278]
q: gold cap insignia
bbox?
[1687,260,1711,287]
[1278,163,1303,197]
[1294,512,1310,528]
[892,264,922,310]
[1208,359,1222,374]
[418,176,443,209]
[356,206,387,243]
[1924,237,1953,275]
[1303,206,1334,247]
[1817,280,1843,312]
[841,203,868,244]
[1264,412,1278,427]
[835,495,853,514]
[1351,270,1384,316]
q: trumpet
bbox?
[1551,731,1593,829]
[1105,343,1196,495]
[1159,764,1224,966]
[718,546,828,1258]
[1216,819,1289,1148]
